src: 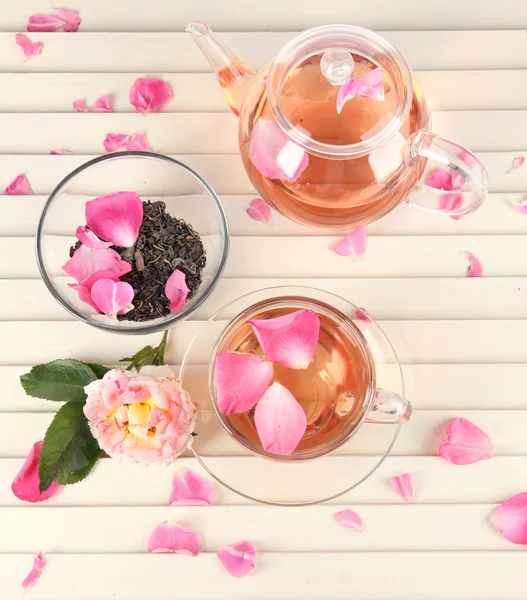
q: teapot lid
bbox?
[267,25,413,159]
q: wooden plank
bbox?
[1,31,526,73]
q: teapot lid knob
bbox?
[320,49,355,85]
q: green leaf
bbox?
[20,359,105,402]
[38,401,102,492]
[86,363,110,379]
[121,345,156,370]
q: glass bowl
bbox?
[36,152,229,335]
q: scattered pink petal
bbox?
[129,78,172,114]
[15,33,42,60]
[73,99,89,112]
[439,193,463,220]
[4,174,33,195]
[462,251,483,277]
[68,269,121,311]
[247,198,271,224]
[334,509,364,531]
[62,244,131,284]
[507,156,525,174]
[510,197,527,214]
[249,118,309,182]
[90,279,134,319]
[214,352,274,414]
[92,95,113,112]
[355,307,371,322]
[392,473,414,503]
[147,521,203,556]
[28,9,81,32]
[86,191,143,247]
[50,149,72,155]
[427,168,464,191]
[249,309,320,370]
[164,269,190,312]
[334,226,367,258]
[217,541,256,577]
[22,552,45,590]
[169,469,213,506]
[490,493,527,545]
[103,133,152,152]
[254,382,307,455]
[11,441,61,502]
[336,68,385,114]
[76,226,112,249]
[439,417,494,465]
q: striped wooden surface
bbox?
[1,1,526,598]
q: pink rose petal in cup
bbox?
[62,244,131,284]
[169,469,213,506]
[76,226,112,249]
[90,279,134,319]
[4,174,33,195]
[462,251,483,277]
[28,9,81,32]
[439,417,494,465]
[336,68,385,114]
[247,198,272,224]
[510,197,527,214]
[22,552,45,590]
[334,509,364,531]
[439,193,463,220]
[148,521,203,556]
[392,473,414,503]
[217,541,256,578]
[50,149,72,155]
[214,352,273,414]
[490,493,527,545]
[129,78,172,113]
[249,118,309,182]
[86,191,143,247]
[249,309,320,370]
[334,226,367,258]
[507,156,525,174]
[164,269,190,313]
[103,133,152,152]
[12,441,61,502]
[15,33,42,60]
[254,382,307,455]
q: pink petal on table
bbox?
[15,33,42,60]
[73,99,89,112]
[214,352,274,414]
[103,132,152,152]
[169,469,213,506]
[50,149,72,155]
[249,309,320,370]
[92,95,113,112]
[76,225,112,249]
[126,133,152,151]
[439,193,463,220]
[336,68,385,114]
[68,269,121,311]
[217,541,256,578]
[507,156,525,174]
[490,493,527,545]
[4,174,34,195]
[462,251,483,277]
[22,552,45,590]
[510,197,527,214]
[90,279,134,319]
[249,118,309,182]
[439,417,494,465]
[147,521,203,556]
[62,244,132,283]
[254,382,307,455]
[11,441,61,502]
[53,9,82,32]
[27,14,63,32]
[334,509,364,531]
[164,269,190,312]
[392,473,414,503]
[129,78,172,113]
[246,198,271,224]
[86,191,143,247]
[334,226,367,258]
[355,307,371,322]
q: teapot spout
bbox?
[186,21,257,116]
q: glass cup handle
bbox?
[404,130,489,217]
[365,389,412,424]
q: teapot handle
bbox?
[365,389,412,425]
[404,130,489,217]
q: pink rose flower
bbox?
[83,366,196,463]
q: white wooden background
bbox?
[1,1,527,598]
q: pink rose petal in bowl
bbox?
[490,493,527,545]
[4,174,33,195]
[217,541,256,577]
[129,78,172,113]
[103,133,152,152]
[22,551,46,590]
[165,269,190,312]
[334,509,364,531]
[90,279,134,319]
[392,473,414,503]
[248,309,320,370]
[62,244,132,284]
[462,251,483,277]
[247,198,272,223]
[169,469,213,506]
[334,226,367,257]
[214,352,273,414]
[86,191,144,247]
[68,269,121,311]
[12,441,62,502]
[254,382,307,455]
[336,68,385,114]
[76,226,112,249]
[439,417,494,465]
[15,33,42,59]
[148,521,203,555]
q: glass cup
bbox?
[36,152,229,334]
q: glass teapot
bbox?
[187,22,489,230]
